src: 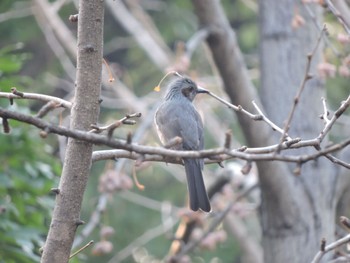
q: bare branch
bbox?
[340,216,350,231]
[311,234,350,263]
[252,100,292,140]
[276,25,326,152]
[204,90,259,120]
[317,94,350,143]
[320,97,331,125]
[0,91,71,109]
[302,1,340,57]
[324,0,350,35]
[69,240,94,259]
[88,112,142,135]
[1,108,350,168]
[202,90,294,141]
[35,101,64,118]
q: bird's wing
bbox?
[179,107,203,151]
[156,101,203,150]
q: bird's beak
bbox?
[197,86,209,94]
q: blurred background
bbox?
[0,0,349,262]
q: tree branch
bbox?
[325,0,350,35]
[276,25,326,152]
[0,91,71,109]
[311,234,350,263]
[1,107,349,168]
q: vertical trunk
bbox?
[259,1,336,262]
[41,1,104,262]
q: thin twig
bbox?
[204,90,259,119]
[88,112,142,135]
[252,100,292,140]
[35,101,62,118]
[301,1,340,57]
[320,97,330,125]
[0,91,71,109]
[203,91,294,140]
[276,25,326,153]
[324,0,350,35]
[311,234,350,263]
[72,196,107,248]
[69,240,94,259]
[317,94,350,144]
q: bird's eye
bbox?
[188,86,194,92]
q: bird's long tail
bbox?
[184,158,211,212]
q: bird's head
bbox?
[165,78,208,102]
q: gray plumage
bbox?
[155,77,211,212]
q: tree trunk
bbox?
[259,1,338,262]
[40,1,104,262]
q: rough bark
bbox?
[40,0,104,262]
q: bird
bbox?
[155,77,211,212]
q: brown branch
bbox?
[35,101,63,118]
[88,112,142,136]
[1,107,350,168]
